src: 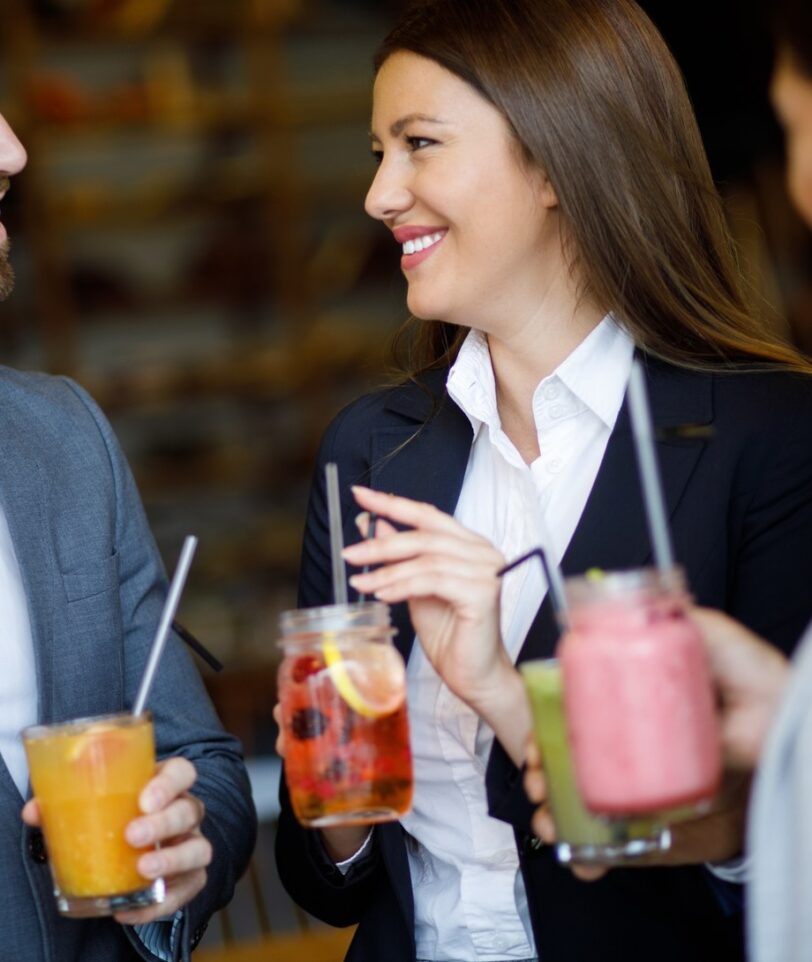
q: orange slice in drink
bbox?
[322,636,406,719]
[67,725,129,771]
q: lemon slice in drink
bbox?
[322,635,406,719]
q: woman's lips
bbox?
[396,228,447,270]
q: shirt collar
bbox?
[548,315,634,428]
[447,315,634,434]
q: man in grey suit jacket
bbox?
[0,113,256,960]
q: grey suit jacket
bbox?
[0,368,256,962]
[747,619,812,962]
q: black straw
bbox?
[172,620,224,673]
[497,546,569,629]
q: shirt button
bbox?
[549,404,565,419]
[28,829,47,865]
[547,458,563,474]
[543,384,559,400]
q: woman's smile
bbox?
[393,225,447,269]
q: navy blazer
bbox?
[277,355,812,962]
[0,370,257,962]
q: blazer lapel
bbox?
[367,379,473,662]
[517,357,713,664]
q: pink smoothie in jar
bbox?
[559,568,721,816]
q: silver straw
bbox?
[627,360,675,571]
[133,536,198,717]
[325,463,348,605]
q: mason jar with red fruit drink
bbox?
[559,567,721,817]
[278,601,413,827]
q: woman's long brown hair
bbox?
[376,0,812,377]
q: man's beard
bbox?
[0,239,15,300]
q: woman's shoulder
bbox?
[323,369,451,439]
[708,367,812,441]
[647,356,812,431]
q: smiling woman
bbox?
[274,3,812,962]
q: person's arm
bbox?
[63,378,257,961]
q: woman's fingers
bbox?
[531,802,557,843]
[351,563,500,609]
[344,529,502,570]
[351,486,483,543]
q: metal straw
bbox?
[627,360,675,571]
[325,463,348,605]
[133,536,198,717]
[498,545,569,630]
[357,512,378,604]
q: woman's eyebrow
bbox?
[369,113,449,141]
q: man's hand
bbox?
[22,756,212,925]
[691,607,789,770]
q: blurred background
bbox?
[0,0,810,957]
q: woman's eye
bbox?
[407,136,435,151]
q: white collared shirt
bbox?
[401,316,635,961]
[0,504,37,797]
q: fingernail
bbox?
[127,822,151,846]
[141,789,164,814]
[140,853,163,878]
[354,511,369,531]
[348,575,361,587]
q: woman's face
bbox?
[365,51,561,332]
[771,51,812,229]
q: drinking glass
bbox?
[521,658,670,863]
[278,601,413,827]
[559,568,721,818]
[22,712,165,917]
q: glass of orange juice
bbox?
[22,712,165,917]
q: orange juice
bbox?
[23,712,164,917]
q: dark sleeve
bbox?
[62,379,257,960]
[275,406,389,927]
[724,388,812,656]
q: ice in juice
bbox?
[23,713,162,916]
[560,569,721,816]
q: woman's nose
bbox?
[0,114,27,176]
[364,158,412,222]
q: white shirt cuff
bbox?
[705,853,751,884]
[334,830,374,876]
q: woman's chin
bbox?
[406,292,455,325]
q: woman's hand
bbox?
[525,754,750,882]
[343,486,531,765]
[23,757,212,925]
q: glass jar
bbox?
[559,567,721,817]
[278,601,413,828]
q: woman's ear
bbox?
[537,171,559,209]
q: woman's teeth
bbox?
[403,232,443,255]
